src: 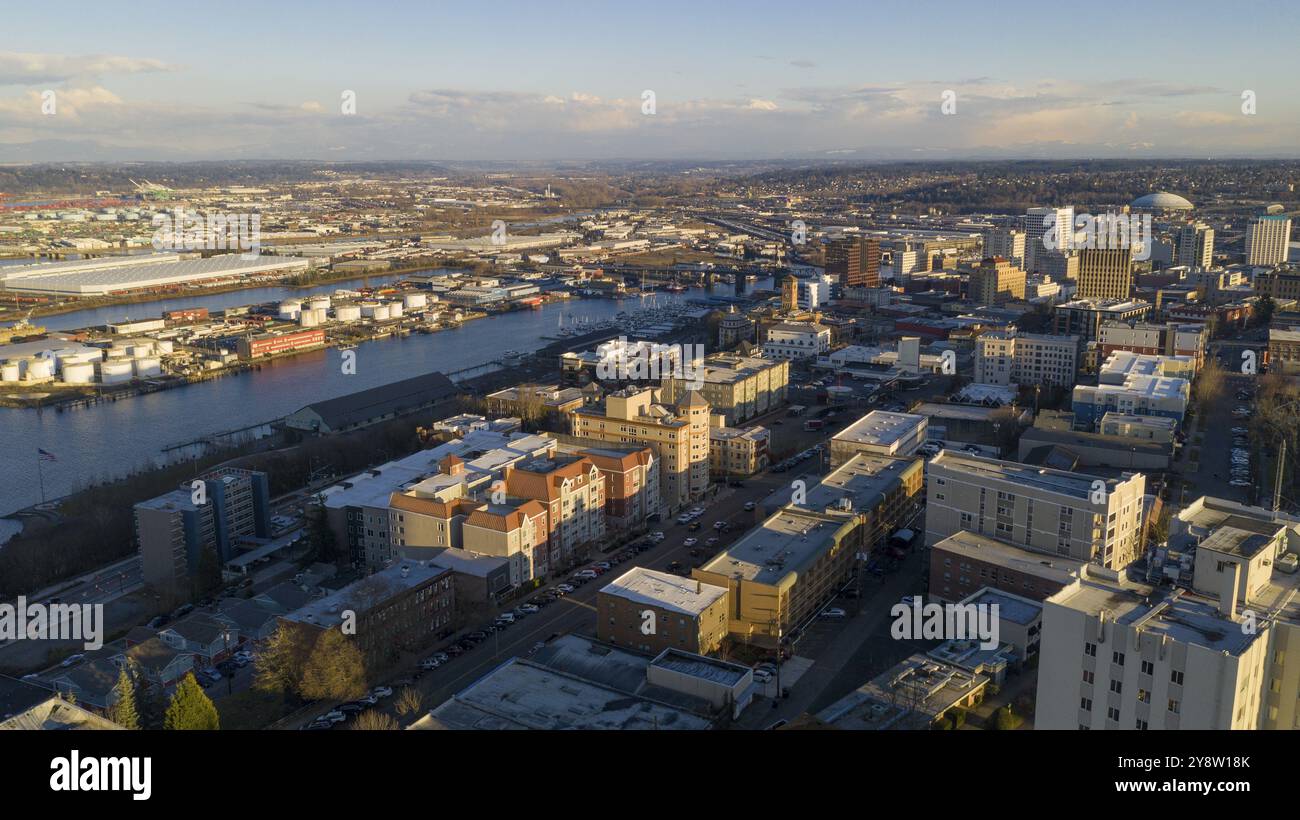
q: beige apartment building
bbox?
[969,257,1027,304]
[460,500,549,585]
[973,330,1080,388]
[661,353,788,426]
[1245,214,1292,266]
[924,450,1147,571]
[570,387,710,510]
[709,422,769,478]
[504,454,607,572]
[1036,496,1300,730]
[597,567,730,656]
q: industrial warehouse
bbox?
[0,252,310,296]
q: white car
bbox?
[555,583,575,594]
[684,537,698,547]
[323,710,347,723]
[752,669,773,684]
[370,686,393,699]
[650,532,666,541]
[495,612,516,624]
[821,607,847,618]
[743,501,756,511]
[518,604,540,615]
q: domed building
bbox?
[1130,191,1194,212]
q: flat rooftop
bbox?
[913,402,1008,422]
[282,560,449,629]
[768,452,916,513]
[833,410,926,448]
[963,588,1044,626]
[929,449,1127,500]
[650,649,751,688]
[931,530,1085,586]
[698,507,848,586]
[1078,375,1188,402]
[600,567,727,617]
[1052,579,1259,655]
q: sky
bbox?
[1,0,1298,162]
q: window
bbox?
[1085,642,1097,658]
[1112,651,1125,666]
[1141,660,1154,676]
[1082,670,1094,684]
[1135,719,1148,730]
[1107,707,1120,721]
[1171,670,1184,686]
[1168,699,1180,714]
[1137,689,1149,704]
[1080,697,1092,712]
[1110,680,1122,694]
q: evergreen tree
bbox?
[299,627,368,702]
[107,667,140,729]
[164,672,220,730]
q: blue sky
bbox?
[2,0,1297,160]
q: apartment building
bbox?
[762,321,833,361]
[660,352,788,426]
[1176,221,1215,269]
[1036,496,1300,729]
[1053,299,1151,342]
[973,330,1080,388]
[968,257,1027,304]
[1268,326,1300,375]
[135,467,271,595]
[597,567,730,656]
[570,387,710,510]
[575,445,661,532]
[1072,352,1192,430]
[1253,269,1300,302]
[1096,320,1207,371]
[1245,214,1292,266]
[829,410,927,465]
[708,423,770,478]
[929,529,1087,603]
[504,454,607,572]
[460,500,549,585]
[924,450,1147,571]
[709,453,923,648]
[281,560,457,672]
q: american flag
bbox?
[37,448,57,462]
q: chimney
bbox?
[695,580,701,594]
[1219,561,1240,619]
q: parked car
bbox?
[518,604,540,615]
[322,710,347,723]
[743,501,756,511]
[684,537,698,547]
[370,686,393,699]
[821,608,847,619]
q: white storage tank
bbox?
[309,297,331,311]
[372,304,391,321]
[402,292,427,309]
[98,360,134,384]
[278,300,302,320]
[387,301,404,318]
[359,301,382,318]
[133,357,162,378]
[334,304,361,322]
[131,343,156,359]
[62,362,95,384]
[299,310,320,327]
[0,361,20,382]
[24,358,53,381]
[155,340,175,354]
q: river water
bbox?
[0,272,771,514]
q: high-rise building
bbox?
[1077,248,1133,300]
[969,257,1027,304]
[983,228,1026,269]
[1025,207,1074,273]
[1035,496,1300,730]
[779,275,798,312]
[1245,214,1293,266]
[826,236,881,288]
[1176,221,1215,269]
[924,450,1147,571]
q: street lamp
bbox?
[222,629,233,696]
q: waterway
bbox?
[0,273,772,515]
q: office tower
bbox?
[1245,214,1292,266]
[983,228,1026,268]
[1077,247,1133,300]
[1176,221,1215,269]
[969,257,1027,304]
[1025,207,1074,272]
[826,235,881,288]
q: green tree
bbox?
[299,627,368,702]
[255,621,317,697]
[106,667,140,729]
[1257,293,1277,326]
[164,672,220,730]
